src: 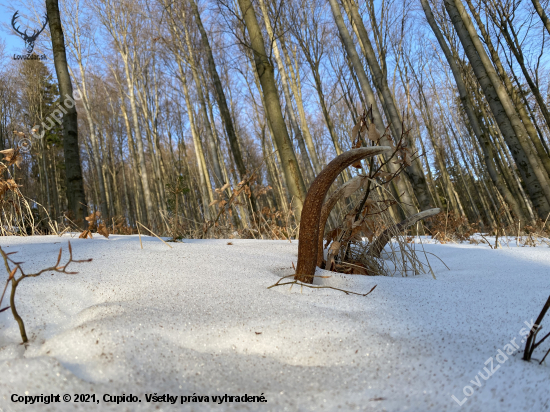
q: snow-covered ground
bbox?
[0,234,548,412]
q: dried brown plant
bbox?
[0,242,92,343]
[0,147,37,236]
[79,211,110,239]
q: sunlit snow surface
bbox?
[0,235,548,411]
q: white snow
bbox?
[0,234,548,411]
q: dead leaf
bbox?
[0,148,23,168]
[351,265,368,275]
[326,241,341,272]
[97,223,109,239]
[342,176,368,198]
[0,149,15,160]
[329,240,341,254]
[367,126,381,141]
[79,230,93,239]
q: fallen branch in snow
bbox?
[523,295,550,363]
[268,274,377,297]
[0,242,92,343]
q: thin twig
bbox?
[540,347,550,365]
[267,274,377,296]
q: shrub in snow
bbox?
[523,295,550,364]
[0,242,91,343]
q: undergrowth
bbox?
[0,242,91,343]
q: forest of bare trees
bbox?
[1,0,549,238]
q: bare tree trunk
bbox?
[259,0,315,184]
[177,61,213,220]
[444,0,550,219]
[282,42,323,174]
[120,101,145,224]
[188,0,252,182]
[72,63,109,221]
[117,130,134,225]
[237,0,307,220]
[418,91,461,216]
[181,17,225,189]
[122,62,155,226]
[490,9,550,141]
[328,0,423,216]
[421,0,527,223]
[341,0,433,212]
[84,142,99,214]
[465,0,550,178]
[46,0,87,224]
[97,131,114,218]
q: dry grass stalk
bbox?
[136,221,172,249]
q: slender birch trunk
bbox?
[181,19,225,189]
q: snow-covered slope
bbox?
[0,235,548,411]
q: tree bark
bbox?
[189,0,245,177]
[45,0,87,224]
[328,0,426,216]
[342,0,433,212]
[444,0,550,219]
[421,0,527,223]
[465,0,550,179]
[177,61,213,221]
[259,0,315,183]
[237,0,307,220]
[282,41,323,174]
[531,0,550,36]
